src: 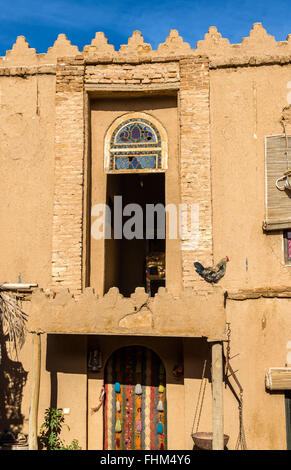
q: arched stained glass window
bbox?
[105,113,167,173]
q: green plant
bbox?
[40,408,66,450]
[60,439,81,450]
[40,408,81,450]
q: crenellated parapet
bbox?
[44,34,79,61]
[119,30,152,56]
[2,23,291,69]
[83,32,115,59]
[3,35,38,65]
[156,29,191,56]
[27,286,226,340]
[240,22,278,54]
[196,26,231,55]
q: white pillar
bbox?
[28,333,41,450]
[211,342,224,450]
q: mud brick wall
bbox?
[179,57,213,289]
[52,57,85,293]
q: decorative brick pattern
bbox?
[52,57,85,294]
[84,62,180,86]
[179,57,213,289]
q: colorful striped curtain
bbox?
[104,346,167,450]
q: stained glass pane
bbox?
[109,118,163,172]
[111,119,160,147]
[113,154,158,170]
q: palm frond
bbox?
[0,288,28,360]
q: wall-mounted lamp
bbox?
[172,364,184,379]
[88,349,103,372]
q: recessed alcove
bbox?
[104,172,165,297]
[89,95,182,297]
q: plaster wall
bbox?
[0,74,55,287]
[209,64,291,449]
[210,63,291,290]
[224,298,291,450]
[15,332,88,449]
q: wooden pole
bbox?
[211,342,224,450]
[28,333,41,450]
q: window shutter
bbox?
[263,135,291,231]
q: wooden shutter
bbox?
[263,135,291,231]
[265,367,291,390]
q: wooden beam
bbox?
[211,342,224,450]
[28,333,41,450]
[226,287,291,300]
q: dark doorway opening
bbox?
[104,173,165,297]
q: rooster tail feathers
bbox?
[194,261,204,274]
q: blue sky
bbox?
[0,0,290,55]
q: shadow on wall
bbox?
[88,336,213,385]
[182,338,227,451]
[0,323,28,437]
[45,335,213,390]
[46,334,88,408]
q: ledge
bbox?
[262,219,291,231]
[226,287,291,300]
[1,54,291,76]
[0,64,57,76]
[209,54,291,70]
[27,286,226,339]
[84,83,180,94]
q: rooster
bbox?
[194,256,230,284]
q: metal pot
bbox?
[192,432,229,450]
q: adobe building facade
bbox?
[1,23,291,450]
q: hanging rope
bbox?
[225,322,231,376]
[191,360,207,436]
[235,391,247,450]
[224,323,247,450]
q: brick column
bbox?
[52,57,85,294]
[179,57,213,289]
